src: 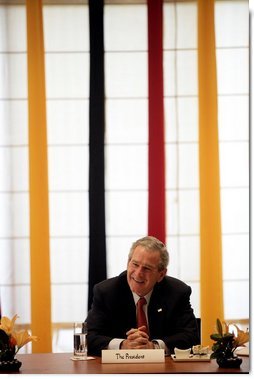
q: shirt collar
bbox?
[132,290,153,306]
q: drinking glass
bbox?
[73,322,87,357]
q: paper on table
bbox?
[70,356,96,361]
[235,347,249,356]
[171,354,211,362]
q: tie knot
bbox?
[138,297,147,307]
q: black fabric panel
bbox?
[88,0,107,311]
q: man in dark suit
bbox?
[86,236,200,356]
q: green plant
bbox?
[210,319,249,359]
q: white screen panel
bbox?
[105,52,147,98]
[47,100,89,145]
[179,143,199,188]
[166,144,177,190]
[165,236,179,278]
[223,281,249,319]
[106,99,148,144]
[0,5,26,52]
[106,191,147,236]
[163,3,175,50]
[166,190,179,236]
[221,188,249,234]
[164,51,176,96]
[43,5,89,52]
[10,240,30,285]
[222,235,249,281]
[51,284,88,323]
[45,53,89,98]
[105,145,147,190]
[217,48,249,95]
[51,238,88,283]
[165,98,198,143]
[219,142,249,187]
[179,190,199,234]
[105,4,147,51]
[215,1,249,48]
[48,146,89,191]
[0,239,29,285]
[179,236,200,281]
[175,2,197,49]
[164,50,197,97]
[0,101,28,146]
[0,193,29,238]
[164,98,177,142]
[0,54,27,99]
[218,96,249,141]
[177,50,197,96]
[178,97,198,142]
[49,192,88,237]
[0,147,28,191]
[163,2,197,50]
[1,286,31,324]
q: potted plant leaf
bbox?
[210,318,249,368]
[0,315,37,372]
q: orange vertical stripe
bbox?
[198,0,224,345]
[26,0,52,352]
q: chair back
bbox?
[196,317,201,344]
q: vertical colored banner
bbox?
[198,0,224,345]
[148,0,165,243]
[26,0,52,352]
[88,0,107,310]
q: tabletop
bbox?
[7,352,249,374]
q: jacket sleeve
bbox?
[162,284,200,353]
[86,274,136,356]
[86,283,114,356]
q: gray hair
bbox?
[128,236,169,271]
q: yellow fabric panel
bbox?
[198,0,224,346]
[26,0,52,353]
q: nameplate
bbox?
[101,349,165,363]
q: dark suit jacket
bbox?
[86,271,200,356]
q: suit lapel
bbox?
[148,284,167,336]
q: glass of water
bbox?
[73,322,87,358]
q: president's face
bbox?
[127,245,166,297]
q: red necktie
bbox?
[137,297,149,334]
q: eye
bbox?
[132,262,139,267]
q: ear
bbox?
[157,268,167,283]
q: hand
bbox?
[120,326,154,350]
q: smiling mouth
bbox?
[132,277,144,284]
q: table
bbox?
[10,353,249,374]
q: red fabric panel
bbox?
[148,0,165,243]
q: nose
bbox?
[135,265,144,276]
